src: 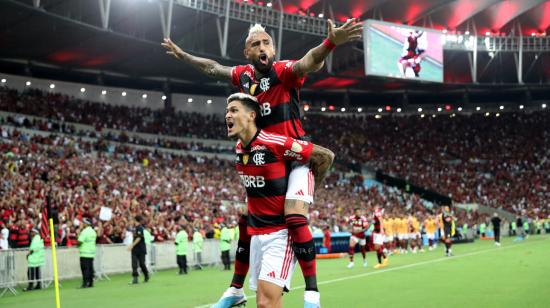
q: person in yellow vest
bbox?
[220,223,233,271]
[24,228,44,291]
[175,224,189,275]
[78,218,97,288]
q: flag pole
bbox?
[49,218,61,308]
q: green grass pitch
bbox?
[3,235,549,307]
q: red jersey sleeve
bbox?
[231,65,247,88]
[276,60,305,89]
[281,137,312,162]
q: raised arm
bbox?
[309,144,335,190]
[292,18,363,76]
[162,38,232,82]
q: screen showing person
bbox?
[364,20,444,82]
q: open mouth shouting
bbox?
[226,119,235,135]
[259,53,269,66]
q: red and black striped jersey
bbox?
[373,209,383,233]
[231,61,306,139]
[235,129,313,235]
[349,215,368,238]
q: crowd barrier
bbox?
[0,239,236,297]
[0,249,17,297]
[2,229,520,297]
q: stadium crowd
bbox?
[1,86,549,248]
[304,112,549,219]
[1,128,480,248]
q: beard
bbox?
[251,57,274,75]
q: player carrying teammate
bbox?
[347,208,369,268]
[163,18,361,308]
[439,206,455,257]
[398,30,426,78]
[223,93,334,307]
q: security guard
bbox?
[175,224,189,275]
[78,218,97,288]
[24,228,44,291]
[128,215,149,284]
[219,223,232,270]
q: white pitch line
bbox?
[194,239,544,308]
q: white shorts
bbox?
[409,233,420,239]
[427,232,435,240]
[372,233,384,245]
[398,233,408,240]
[350,235,366,246]
[286,165,314,204]
[249,229,297,292]
[384,235,394,243]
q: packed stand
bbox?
[303,112,550,217]
[1,86,548,237]
[0,126,457,248]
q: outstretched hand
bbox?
[327,18,363,46]
[161,38,184,59]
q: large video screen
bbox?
[364,20,444,82]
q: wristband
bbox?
[323,39,336,50]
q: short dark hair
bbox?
[227,93,261,124]
[135,215,144,223]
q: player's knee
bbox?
[284,199,308,215]
[257,288,279,308]
[257,296,273,308]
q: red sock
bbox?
[231,215,250,289]
[286,214,317,291]
[348,246,355,261]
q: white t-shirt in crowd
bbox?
[0,227,9,250]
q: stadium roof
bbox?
[1,0,549,98]
[282,0,550,35]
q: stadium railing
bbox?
[0,239,237,294]
[0,249,17,297]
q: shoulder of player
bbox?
[234,64,254,71]
[273,60,297,71]
[232,64,254,77]
[256,130,288,147]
